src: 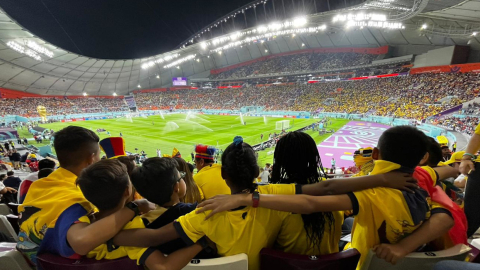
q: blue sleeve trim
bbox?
[431,208,452,218]
[173,221,195,246]
[347,192,359,216]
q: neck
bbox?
[62,165,86,177]
[162,198,180,208]
[95,205,122,220]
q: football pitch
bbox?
[27,114,349,166]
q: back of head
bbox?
[76,159,130,211]
[7,171,13,177]
[131,157,178,205]
[221,136,259,192]
[38,159,56,170]
[272,131,326,184]
[270,131,333,249]
[116,155,136,176]
[377,126,428,168]
[425,137,443,167]
[54,126,100,168]
[38,168,54,179]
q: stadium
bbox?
[0,0,480,269]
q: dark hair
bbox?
[38,168,54,179]
[0,174,6,180]
[271,131,334,250]
[117,156,136,176]
[174,157,202,203]
[187,163,194,173]
[425,137,443,167]
[38,159,56,170]
[195,157,214,164]
[221,136,259,193]
[76,159,130,211]
[377,126,428,169]
[130,157,179,206]
[7,171,14,176]
[53,126,99,167]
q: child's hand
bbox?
[196,194,250,220]
[134,199,156,214]
[382,172,418,193]
[373,243,409,265]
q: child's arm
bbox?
[112,222,180,248]
[373,212,454,265]
[145,243,203,270]
[67,200,154,255]
[197,193,353,220]
[301,172,417,196]
[433,166,459,181]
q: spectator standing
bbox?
[4,171,21,191]
[21,152,29,163]
[4,141,9,151]
[11,149,21,170]
[331,158,336,171]
[18,159,57,204]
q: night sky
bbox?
[0,0,255,59]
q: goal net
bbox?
[275,120,290,130]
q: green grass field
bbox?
[17,114,349,166]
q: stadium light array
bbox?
[163,54,196,69]
[26,41,54,58]
[113,92,117,96]
[83,92,87,96]
[156,75,160,78]
[333,12,404,30]
[7,41,43,61]
[472,32,478,36]
[141,54,180,69]
[421,24,428,30]
[202,16,309,50]
[137,85,141,88]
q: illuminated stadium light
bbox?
[26,41,54,58]
[142,53,181,69]
[333,13,387,23]
[421,24,428,30]
[319,24,327,30]
[83,92,87,96]
[7,41,42,61]
[302,43,305,47]
[200,42,208,49]
[156,75,160,79]
[265,49,268,52]
[293,17,307,27]
[472,32,478,36]
[163,54,196,69]
[348,21,404,29]
[137,85,141,88]
[113,92,117,96]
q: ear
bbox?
[173,182,180,193]
[372,147,380,160]
[419,152,429,166]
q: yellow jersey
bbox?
[17,168,94,265]
[175,184,298,270]
[349,160,448,268]
[78,215,153,265]
[193,164,230,200]
[275,211,343,255]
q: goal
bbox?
[275,120,290,130]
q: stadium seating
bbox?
[359,244,471,270]
[182,253,248,270]
[0,215,18,242]
[0,249,32,270]
[0,204,10,216]
[36,253,143,270]
[260,248,360,270]
[210,52,377,79]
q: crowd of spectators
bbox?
[135,72,479,120]
[210,52,378,79]
[0,97,128,117]
[431,116,479,136]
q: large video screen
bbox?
[172,77,188,86]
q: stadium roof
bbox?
[0,0,477,96]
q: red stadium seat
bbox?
[36,253,143,270]
[260,248,360,270]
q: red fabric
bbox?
[414,167,468,245]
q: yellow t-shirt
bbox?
[475,123,480,135]
[350,160,446,268]
[78,216,152,264]
[175,184,298,270]
[275,211,343,255]
[193,164,230,200]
